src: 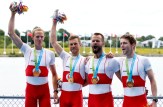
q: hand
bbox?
[149,102,157,107]
[145,87,148,95]
[53,92,59,104]
[53,9,59,23]
[52,9,67,23]
[105,52,114,58]
[57,78,62,89]
[9,2,17,13]
[84,56,91,65]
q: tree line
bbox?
[0,28,163,48]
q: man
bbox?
[50,14,86,107]
[8,7,58,107]
[119,33,157,107]
[85,33,121,107]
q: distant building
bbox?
[81,40,91,47]
[140,38,163,48]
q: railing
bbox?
[0,96,163,107]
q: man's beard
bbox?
[92,46,102,54]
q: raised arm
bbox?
[8,11,23,49]
[50,11,63,55]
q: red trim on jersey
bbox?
[88,73,112,84]
[25,65,48,77]
[122,76,145,87]
[62,71,84,85]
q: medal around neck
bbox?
[126,79,134,88]
[91,77,99,84]
[68,77,74,83]
[68,55,80,83]
[33,48,43,77]
[33,68,41,77]
[125,54,136,88]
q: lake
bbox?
[0,57,162,97]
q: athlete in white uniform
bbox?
[8,8,58,107]
[21,43,55,85]
[21,43,57,107]
[50,14,86,107]
[59,51,85,107]
[85,33,121,107]
[119,33,157,107]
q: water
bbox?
[0,57,162,97]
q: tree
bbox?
[158,37,163,41]
[57,28,70,42]
[15,29,20,36]
[44,31,50,48]
[0,29,5,36]
[145,35,155,40]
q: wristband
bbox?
[153,98,158,103]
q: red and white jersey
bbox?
[20,43,55,85]
[119,55,152,97]
[59,51,85,91]
[85,56,120,94]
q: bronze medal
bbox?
[91,78,99,84]
[33,71,40,77]
[33,69,41,77]
[126,81,134,88]
[68,77,74,83]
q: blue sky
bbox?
[1,0,163,38]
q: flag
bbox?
[63,32,68,37]
[114,34,117,38]
[27,32,32,37]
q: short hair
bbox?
[32,26,44,37]
[120,33,136,45]
[92,32,104,42]
[68,35,81,44]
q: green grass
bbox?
[1,47,163,57]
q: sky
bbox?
[1,0,163,39]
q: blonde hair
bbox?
[32,26,44,37]
[68,35,81,44]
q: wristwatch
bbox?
[152,98,158,103]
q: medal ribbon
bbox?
[92,53,105,78]
[69,55,80,78]
[125,54,136,82]
[34,48,43,72]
